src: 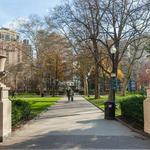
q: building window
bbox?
[11,35,16,41]
[0,33,4,40]
[16,35,19,41]
[5,34,10,41]
[1,34,4,40]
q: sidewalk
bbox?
[0,96,150,149]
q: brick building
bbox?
[0,27,32,89]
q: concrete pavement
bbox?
[0,96,150,149]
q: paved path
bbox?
[0,96,150,149]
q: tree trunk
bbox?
[121,79,128,96]
[40,83,43,96]
[83,76,88,96]
[95,64,99,99]
[121,76,131,96]
[93,39,100,99]
[39,76,44,97]
[51,79,55,97]
[120,65,133,96]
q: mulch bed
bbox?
[117,115,144,130]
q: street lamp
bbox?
[104,45,117,120]
[110,45,117,103]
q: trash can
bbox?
[104,101,115,120]
[41,93,44,97]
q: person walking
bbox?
[70,88,74,101]
[66,87,71,102]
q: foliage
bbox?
[120,95,145,125]
[11,94,60,127]
[117,69,124,80]
[14,16,73,95]
[51,0,150,98]
[12,100,31,126]
[85,93,142,116]
[20,96,60,117]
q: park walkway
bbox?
[0,96,150,149]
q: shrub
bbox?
[12,100,31,126]
[120,95,145,125]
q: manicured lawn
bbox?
[85,93,141,116]
[11,94,61,118]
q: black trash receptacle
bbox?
[104,101,115,120]
[41,93,44,97]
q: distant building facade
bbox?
[0,27,32,66]
[0,27,32,90]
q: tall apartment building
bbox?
[0,27,32,90]
[0,27,32,66]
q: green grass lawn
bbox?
[11,93,61,118]
[85,93,141,116]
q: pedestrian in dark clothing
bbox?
[70,88,74,101]
[66,87,71,102]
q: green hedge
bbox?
[120,95,145,125]
[12,100,31,126]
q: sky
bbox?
[0,0,62,27]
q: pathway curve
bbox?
[0,96,150,149]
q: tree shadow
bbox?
[1,97,150,149]
[1,118,150,149]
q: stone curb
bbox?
[84,96,105,112]
[116,117,150,138]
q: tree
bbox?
[42,32,73,96]
[120,38,148,95]
[75,46,94,96]
[97,0,150,97]
[18,14,74,95]
[50,0,111,98]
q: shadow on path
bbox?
[0,96,150,149]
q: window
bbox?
[0,33,4,40]
[16,35,19,41]
[1,34,4,40]
[5,34,10,41]
[11,35,16,41]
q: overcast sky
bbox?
[0,0,62,27]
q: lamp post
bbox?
[110,45,117,103]
[0,54,11,142]
[104,45,117,120]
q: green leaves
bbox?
[120,95,145,126]
[12,100,31,126]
